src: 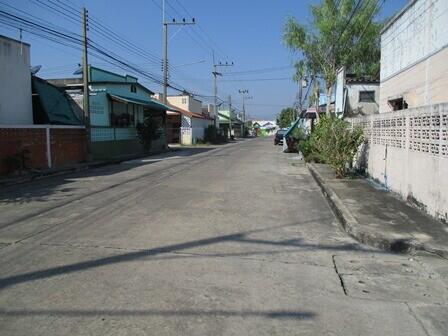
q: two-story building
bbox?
[0,35,33,125]
[0,35,87,175]
[161,94,213,145]
[379,0,448,112]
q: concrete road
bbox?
[0,137,447,335]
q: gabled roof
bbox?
[154,98,212,120]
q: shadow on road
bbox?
[0,147,215,204]
[0,218,382,291]
[0,308,316,320]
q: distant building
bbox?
[160,94,213,145]
[218,108,243,138]
[379,0,448,112]
[0,35,33,125]
[335,67,379,117]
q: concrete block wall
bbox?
[0,126,87,175]
[349,103,448,221]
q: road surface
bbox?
[0,137,446,335]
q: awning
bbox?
[108,94,179,112]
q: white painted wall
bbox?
[192,118,208,142]
[380,0,448,112]
[0,36,33,125]
[381,0,448,81]
[349,103,448,221]
[335,68,345,115]
[346,83,380,116]
[167,95,203,114]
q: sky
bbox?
[0,0,408,120]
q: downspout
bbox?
[383,144,388,190]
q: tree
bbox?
[283,0,382,115]
[136,115,160,152]
[277,107,294,128]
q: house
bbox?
[379,0,448,112]
[0,35,33,125]
[344,0,448,220]
[49,67,175,159]
[218,108,243,138]
[252,120,277,132]
[159,94,213,145]
[0,35,87,175]
[334,67,379,117]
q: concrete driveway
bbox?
[0,137,446,335]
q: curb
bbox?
[307,163,448,259]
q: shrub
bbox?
[204,125,228,144]
[298,116,364,177]
[136,116,161,152]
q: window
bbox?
[182,97,187,104]
[111,101,135,127]
[130,84,137,93]
[359,91,375,103]
[388,97,408,111]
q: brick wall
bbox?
[51,129,87,168]
[0,126,87,175]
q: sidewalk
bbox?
[308,163,448,258]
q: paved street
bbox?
[0,137,447,335]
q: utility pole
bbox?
[228,94,232,139]
[239,89,251,137]
[81,7,91,158]
[212,54,233,129]
[297,76,304,120]
[162,0,167,104]
[162,0,195,103]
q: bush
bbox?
[136,116,161,152]
[297,116,363,177]
[204,125,228,144]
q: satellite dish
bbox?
[30,65,41,75]
[73,66,83,75]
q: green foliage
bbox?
[283,0,382,114]
[204,125,228,144]
[289,127,305,142]
[136,116,161,152]
[298,116,364,177]
[277,107,295,128]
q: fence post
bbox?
[46,125,52,169]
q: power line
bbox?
[222,65,293,76]
[0,4,223,101]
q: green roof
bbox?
[32,77,83,125]
[108,94,178,112]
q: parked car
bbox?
[274,129,287,145]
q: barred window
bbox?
[359,91,375,103]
